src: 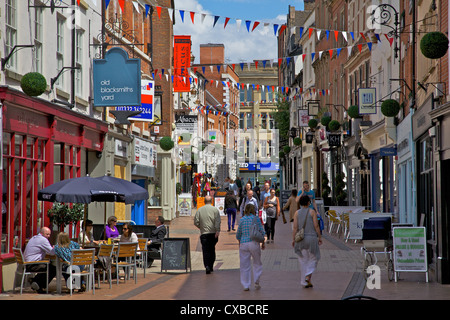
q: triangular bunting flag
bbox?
[385,34,394,46]
[145,4,150,18]
[326,30,330,41]
[279,25,286,35]
[329,49,333,58]
[179,10,185,23]
[213,16,220,28]
[167,8,173,21]
[309,28,314,39]
[350,32,354,40]
[245,20,251,32]
[118,0,125,12]
[273,24,279,36]
[156,6,162,19]
[334,30,339,42]
[224,17,230,29]
[132,1,140,13]
[342,31,348,42]
[367,42,372,51]
[251,21,260,32]
[336,48,342,57]
[299,27,304,38]
[357,44,362,53]
[236,19,242,31]
[105,0,111,9]
[190,11,195,24]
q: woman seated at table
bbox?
[78,219,100,246]
[119,222,138,243]
[54,232,86,292]
[105,215,120,240]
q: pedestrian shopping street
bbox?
[2,214,447,302]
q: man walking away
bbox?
[194,196,221,274]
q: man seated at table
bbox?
[147,216,167,267]
[23,227,56,293]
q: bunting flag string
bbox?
[152,38,381,80]
[110,2,397,41]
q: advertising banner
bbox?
[93,47,141,107]
[393,227,427,272]
[116,80,155,122]
[174,35,191,93]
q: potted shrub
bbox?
[347,105,361,119]
[381,99,401,117]
[328,120,341,132]
[283,145,291,154]
[322,172,331,206]
[308,119,318,130]
[334,173,347,206]
[279,151,285,158]
[21,72,47,97]
[47,202,84,232]
[293,137,302,146]
[420,32,449,59]
[159,136,174,151]
[321,115,331,127]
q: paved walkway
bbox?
[2,213,449,302]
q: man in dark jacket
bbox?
[147,216,167,267]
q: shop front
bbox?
[361,119,397,214]
[412,95,436,279]
[430,101,450,284]
[0,87,107,291]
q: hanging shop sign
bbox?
[174,35,191,93]
[93,47,141,107]
[175,115,198,133]
[328,133,341,147]
[307,100,320,116]
[297,109,310,127]
[358,88,377,115]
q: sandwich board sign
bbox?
[393,227,428,282]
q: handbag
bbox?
[294,211,308,242]
[250,215,265,243]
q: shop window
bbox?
[148,158,162,207]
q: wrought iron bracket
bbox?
[1,44,34,71]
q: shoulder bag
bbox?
[250,215,265,243]
[294,210,308,242]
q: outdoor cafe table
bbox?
[328,206,366,215]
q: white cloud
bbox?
[173,0,286,64]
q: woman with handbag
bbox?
[236,204,265,291]
[292,195,322,288]
[263,188,281,243]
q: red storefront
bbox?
[0,87,108,292]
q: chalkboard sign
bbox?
[161,238,191,273]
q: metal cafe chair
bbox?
[13,247,50,295]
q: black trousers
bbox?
[265,216,277,240]
[27,263,57,289]
[200,233,218,270]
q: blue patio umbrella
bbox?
[38,176,126,204]
[94,175,148,205]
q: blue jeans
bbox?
[226,208,237,230]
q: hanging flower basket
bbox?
[420,32,449,59]
[381,99,401,117]
[308,119,318,129]
[321,115,331,127]
[159,136,174,151]
[279,151,285,158]
[283,146,291,154]
[347,105,361,119]
[293,137,302,146]
[328,120,341,132]
[21,72,47,97]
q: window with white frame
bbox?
[5,0,17,70]
[75,29,84,96]
[34,5,44,73]
[56,16,65,87]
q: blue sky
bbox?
[173,0,306,64]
